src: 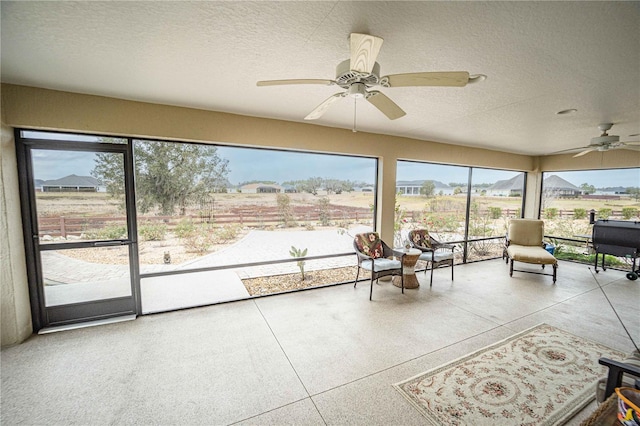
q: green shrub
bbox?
[181,223,215,253]
[139,222,167,241]
[174,219,196,238]
[544,208,558,219]
[597,208,612,219]
[214,225,240,243]
[488,207,502,219]
[573,208,587,219]
[85,224,127,240]
[317,196,331,226]
[622,207,638,220]
[277,193,295,227]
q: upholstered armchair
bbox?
[408,229,455,287]
[353,232,403,300]
[505,219,558,283]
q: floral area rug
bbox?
[393,324,627,425]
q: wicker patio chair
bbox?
[353,232,403,300]
[408,229,455,287]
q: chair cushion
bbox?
[507,244,557,265]
[418,251,454,262]
[361,258,401,272]
[411,229,432,249]
[355,233,383,259]
[508,219,545,247]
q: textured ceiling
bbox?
[1,1,639,156]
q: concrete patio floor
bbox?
[2,259,638,425]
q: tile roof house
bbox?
[41,174,104,192]
[486,173,525,197]
[542,175,582,197]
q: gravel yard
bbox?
[241,266,366,296]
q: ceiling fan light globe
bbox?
[348,82,367,98]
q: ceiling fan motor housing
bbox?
[590,134,619,146]
[335,59,380,88]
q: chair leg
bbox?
[401,272,404,294]
[430,261,434,287]
[451,260,454,281]
[354,267,360,288]
[553,264,557,284]
[369,276,374,300]
[510,259,514,277]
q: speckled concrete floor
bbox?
[2,259,638,425]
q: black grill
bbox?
[592,219,640,280]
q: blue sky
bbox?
[215,146,376,184]
[27,131,638,188]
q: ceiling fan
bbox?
[256,33,485,122]
[558,123,640,157]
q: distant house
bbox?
[595,187,628,195]
[354,186,374,192]
[282,185,297,193]
[240,182,282,193]
[486,173,525,197]
[34,179,45,192]
[543,175,581,197]
[396,180,454,196]
[41,174,104,192]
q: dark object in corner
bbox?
[592,219,640,280]
[598,357,640,400]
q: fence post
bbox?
[60,216,66,238]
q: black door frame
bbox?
[15,130,141,331]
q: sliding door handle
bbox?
[93,240,129,247]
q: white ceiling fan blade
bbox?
[573,147,598,157]
[350,33,384,74]
[383,71,470,87]
[257,79,335,87]
[548,146,590,155]
[622,141,640,146]
[304,92,345,120]
[366,91,406,120]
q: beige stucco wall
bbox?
[539,150,640,171]
[1,121,32,346]
[1,83,638,343]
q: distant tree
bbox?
[93,141,229,215]
[420,180,436,198]
[627,187,640,201]
[303,177,324,195]
[453,186,463,195]
[324,179,354,194]
[580,183,596,194]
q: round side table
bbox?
[393,248,422,289]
